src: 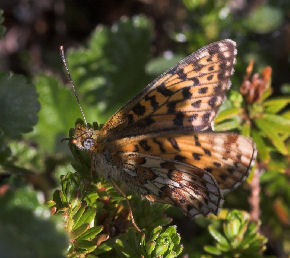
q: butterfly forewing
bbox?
[99,39,237,141]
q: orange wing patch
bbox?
[106,132,256,193]
[99,39,237,141]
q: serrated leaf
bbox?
[31,74,82,152]
[68,15,153,121]
[0,73,40,138]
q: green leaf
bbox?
[71,223,90,239]
[74,240,97,252]
[214,107,242,123]
[73,206,96,230]
[72,202,87,229]
[263,97,290,113]
[223,218,240,241]
[214,119,241,131]
[208,224,229,247]
[68,15,153,120]
[251,129,270,161]
[31,74,81,152]
[0,73,40,138]
[146,240,156,255]
[155,244,169,256]
[204,245,222,255]
[255,118,288,154]
[78,226,103,241]
[262,114,290,134]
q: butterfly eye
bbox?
[83,138,94,150]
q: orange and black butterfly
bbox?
[68,39,257,217]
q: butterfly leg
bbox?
[110,179,142,233]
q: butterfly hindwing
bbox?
[109,153,223,217]
[105,131,256,193]
[100,39,237,141]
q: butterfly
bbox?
[68,39,257,218]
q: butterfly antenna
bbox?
[59,45,88,126]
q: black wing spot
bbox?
[177,69,186,80]
[208,66,214,71]
[145,94,159,110]
[153,138,166,153]
[188,114,198,122]
[168,137,180,151]
[192,100,202,108]
[174,154,186,162]
[173,112,184,126]
[192,153,202,160]
[207,75,213,81]
[132,103,146,116]
[213,162,221,167]
[192,77,200,86]
[205,168,212,173]
[182,87,192,99]
[203,148,212,156]
[202,112,211,123]
[127,114,134,124]
[157,83,174,97]
[208,96,217,107]
[139,140,151,151]
[194,135,201,146]
[220,173,228,181]
[218,73,225,80]
[198,87,208,94]
[136,117,155,128]
[167,101,178,114]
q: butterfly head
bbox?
[70,120,100,151]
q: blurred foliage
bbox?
[0,0,289,257]
[203,210,267,258]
